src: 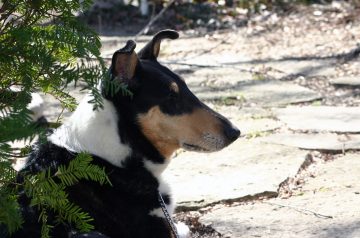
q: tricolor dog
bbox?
[13,30,240,238]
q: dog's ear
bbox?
[138,29,179,60]
[111,40,138,81]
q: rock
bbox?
[237,118,281,136]
[181,52,252,66]
[191,80,321,107]
[235,107,274,120]
[273,106,360,133]
[206,106,281,135]
[261,133,360,151]
[200,154,360,238]
[330,76,360,87]
[266,59,337,77]
[158,34,252,67]
[164,140,307,209]
[302,153,360,193]
[185,68,254,88]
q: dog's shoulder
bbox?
[20,139,75,175]
[16,138,164,237]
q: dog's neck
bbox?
[49,94,131,167]
[49,94,171,177]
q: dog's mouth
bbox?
[180,133,228,153]
[181,143,211,152]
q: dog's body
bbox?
[12,30,240,238]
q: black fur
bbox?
[13,141,173,238]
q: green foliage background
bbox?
[0,0,113,237]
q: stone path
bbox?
[330,76,360,87]
[154,6,359,236]
[273,106,360,133]
[165,140,306,209]
[199,154,360,238]
[260,133,360,151]
[266,59,337,78]
[190,79,321,107]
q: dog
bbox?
[12,30,240,238]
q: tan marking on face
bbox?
[137,106,224,158]
[170,82,179,93]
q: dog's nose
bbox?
[224,126,241,142]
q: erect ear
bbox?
[138,29,179,60]
[111,40,138,81]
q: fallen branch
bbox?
[135,0,176,38]
[264,201,333,219]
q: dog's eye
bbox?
[168,90,178,100]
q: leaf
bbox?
[56,153,111,187]
[0,189,23,235]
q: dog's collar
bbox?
[158,192,179,238]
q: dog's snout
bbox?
[224,126,241,142]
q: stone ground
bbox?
[37,2,360,238]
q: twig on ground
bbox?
[264,201,333,219]
[135,0,176,38]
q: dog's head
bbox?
[105,30,240,159]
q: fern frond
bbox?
[39,209,52,238]
[58,202,94,232]
[0,160,17,184]
[22,153,110,235]
[0,0,115,235]
[0,108,38,144]
[0,189,23,235]
[56,153,111,187]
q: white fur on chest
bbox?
[49,94,131,167]
[149,176,190,238]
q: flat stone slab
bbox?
[164,140,306,209]
[330,76,360,86]
[184,68,254,88]
[191,80,321,107]
[266,59,337,77]
[273,106,360,133]
[238,118,281,136]
[207,105,281,136]
[179,52,252,66]
[200,154,360,238]
[261,133,360,151]
[235,107,274,120]
[301,153,360,193]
